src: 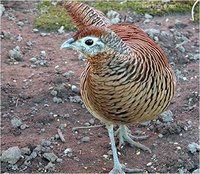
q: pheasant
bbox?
[61,2,176,173]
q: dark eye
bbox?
[85,39,94,46]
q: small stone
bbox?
[20,147,31,155]
[62,71,74,78]
[177,45,185,53]
[64,148,73,157]
[192,169,200,174]
[41,140,51,147]
[50,90,58,96]
[11,117,23,128]
[40,32,49,37]
[106,10,120,24]
[9,46,23,61]
[20,124,29,130]
[143,19,150,24]
[56,158,63,163]
[0,4,5,16]
[17,21,24,27]
[81,136,90,143]
[146,162,152,166]
[1,146,21,164]
[30,57,37,63]
[43,153,58,162]
[192,54,200,60]
[45,162,55,172]
[144,29,160,38]
[187,142,200,154]
[158,133,163,138]
[160,110,173,123]
[144,13,153,19]
[30,151,37,158]
[3,31,11,39]
[89,118,95,125]
[33,28,39,33]
[53,97,63,104]
[58,26,65,34]
[71,85,79,93]
[40,50,46,57]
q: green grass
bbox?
[34,0,199,31]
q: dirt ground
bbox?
[1,1,199,173]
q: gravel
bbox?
[43,152,58,162]
[44,162,55,172]
[53,97,63,104]
[187,142,200,154]
[64,148,73,157]
[71,85,79,93]
[58,26,65,34]
[1,146,21,164]
[41,140,52,147]
[20,147,31,155]
[160,110,173,123]
[62,71,74,78]
[144,13,153,19]
[144,29,160,38]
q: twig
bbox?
[72,124,104,131]
[57,128,66,142]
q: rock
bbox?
[191,54,200,61]
[30,57,37,63]
[16,35,23,42]
[144,29,160,38]
[158,133,163,138]
[1,146,21,164]
[81,136,90,143]
[20,147,31,155]
[71,85,79,93]
[41,140,52,147]
[144,13,153,19]
[89,118,95,125]
[0,4,5,16]
[45,162,55,172]
[50,90,58,96]
[69,95,82,103]
[107,10,120,24]
[62,71,74,78]
[56,158,63,163]
[9,46,23,61]
[64,148,73,157]
[30,151,37,158]
[192,169,200,174]
[2,31,12,39]
[58,26,65,34]
[146,162,152,166]
[43,152,58,162]
[20,124,29,130]
[40,32,50,37]
[32,28,39,33]
[187,142,200,153]
[40,50,46,57]
[53,97,63,104]
[177,45,185,53]
[143,19,150,24]
[160,110,173,123]
[11,117,23,128]
[17,21,24,27]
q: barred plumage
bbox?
[61,2,176,173]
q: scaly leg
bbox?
[116,125,151,152]
[107,125,143,174]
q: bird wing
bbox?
[64,2,111,29]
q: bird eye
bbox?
[85,39,94,46]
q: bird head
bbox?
[61,26,129,60]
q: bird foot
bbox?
[115,125,151,153]
[109,164,143,174]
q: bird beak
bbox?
[60,38,75,49]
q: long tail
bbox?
[63,2,111,29]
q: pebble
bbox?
[56,158,63,163]
[144,13,153,19]
[71,85,79,93]
[32,28,39,33]
[2,31,12,39]
[187,142,200,153]
[107,10,120,24]
[45,162,55,172]
[62,71,74,78]
[30,57,37,63]
[50,90,58,96]
[177,45,185,53]
[89,118,95,125]
[160,110,173,123]
[20,124,29,130]
[53,97,63,104]
[20,147,31,155]
[40,32,50,37]
[192,169,200,174]
[0,4,5,16]
[69,96,82,103]
[146,162,152,166]
[41,140,52,147]
[17,21,24,27]
[81,136,90,143]
[11,117,23,128]
[158,133,163,138]
[191,54,200,61]
[1,146,21,164]
[64,148,73,157]
[58,26,65,34]
[30,151,37,158]
[144,29,160,38]
[8,46,23,61]
[43,152,58,162]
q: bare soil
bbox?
[1,1,199,173]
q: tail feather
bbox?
[64,2,111,29]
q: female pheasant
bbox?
[61,2,176,173]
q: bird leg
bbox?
[107,125,143,174]
[115,125,151,153]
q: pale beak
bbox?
[60,38,75,49]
